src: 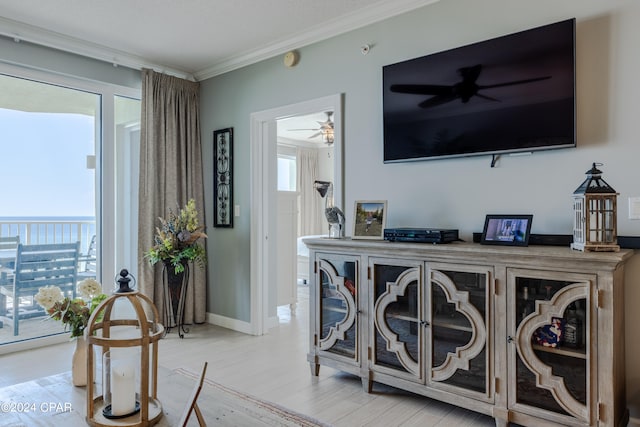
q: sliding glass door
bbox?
[0,66,140,350]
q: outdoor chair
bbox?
[77,234,97,281]
[0,236,20,323]
[0,235,20,250]
[0,235,20,269]
[0,242,80,336]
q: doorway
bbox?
[250,94,343,335]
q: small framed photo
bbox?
[481,214,533,246]
[353,200,387,240]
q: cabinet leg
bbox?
[309,363,320,377]
[492,407,509,427]
[361,376,373,393]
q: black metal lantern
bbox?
[571,163,620,252]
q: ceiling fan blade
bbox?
[459,64,482,82]
[390,84,454,96]
[475,93,501,102]
[308,131,323,139]
[418,94,459,109]
[288,128,320,131]
[479,75,551,90]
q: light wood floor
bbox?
[0,285,495,426]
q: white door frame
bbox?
[249,94,343,335]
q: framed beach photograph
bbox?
[353,200,387,240]
[213,127,233,228]
[481,214,533,246]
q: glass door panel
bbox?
[512,273,592,423]
[372,261,421,379]
[114,95,141,278]
[0,73,99,346]
[429,268,490,398]
[317,255,357,359]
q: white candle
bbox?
[110,359,136,416]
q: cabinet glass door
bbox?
[428,265,491,400]
[371,260,422,380]
[508,269,593,424]
[316,254,358,360]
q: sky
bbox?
[0,108,96,217]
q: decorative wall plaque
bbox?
[213,127,233,228]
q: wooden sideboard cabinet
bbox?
[304,238,633,427]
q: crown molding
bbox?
[0,16,193,80]
[194,0,440,80]
[0,0,439,82]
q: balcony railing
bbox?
[0,217,95,254]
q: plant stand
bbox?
[162,261,190,338]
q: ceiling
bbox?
[0,0,439,81]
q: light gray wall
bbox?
[200,0,640,413]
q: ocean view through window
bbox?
[0,60,141,353]
[0,73,99,347]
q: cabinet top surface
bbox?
[303,238,634,268]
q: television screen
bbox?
[383,19,576,163]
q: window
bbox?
[277,145,297,191]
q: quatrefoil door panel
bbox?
[371,259,423,382]
[426,265,493,402]
[316,255,359,361]
[507,269,595,425]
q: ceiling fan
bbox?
[288,111,335,144]
[390,64,551,109]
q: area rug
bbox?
[171,367,331,427]
[0,367,330,427]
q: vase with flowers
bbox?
[34,278,108,386]
[145,198,207,336]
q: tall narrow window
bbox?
[114,95,141,277]
[277,145,297,191]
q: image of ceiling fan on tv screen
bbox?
[389,64,551,109]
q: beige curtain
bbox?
[138,68,207,326]
[297,147,323,236]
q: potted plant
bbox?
[34,278,108,386]
[145,199,207,336]
[145,198,207,274]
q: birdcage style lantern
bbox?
[571,163,620,252]
[86,269,165,427]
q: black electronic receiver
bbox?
[384,228,459,244]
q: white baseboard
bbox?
[205,312,254,335]
[205,312,282,335]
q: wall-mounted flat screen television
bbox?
[383,18,576,163]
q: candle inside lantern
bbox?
[110,359,136,416]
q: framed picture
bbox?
[481,214,533,246]
[213,127,233,228]
[353,200,387,240]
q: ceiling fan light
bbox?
[323,128,334,144]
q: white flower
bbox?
[34,285,64,310]
[77,278,102,299]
